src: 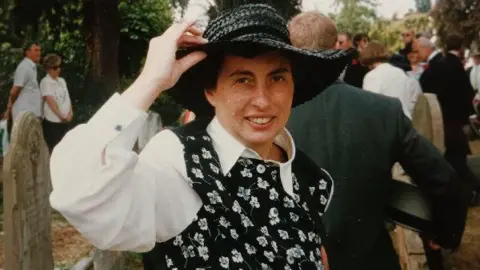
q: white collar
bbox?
[427,49,442,62]
[46,74,59,82]
[449,50,461,57]
[23,57,36,68]
[206,117,296,175]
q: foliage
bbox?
[1,0,182,126]
[369,12,431,52]
[415,0,431,13]
[331,0,377,35]
[206,0,302,20]
[119,0,173,78]
[431,0,480,46]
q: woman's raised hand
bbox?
[140,20,208,94]
[123,20,208,110]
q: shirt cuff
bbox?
[88,93,149,150]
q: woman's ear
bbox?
[204,88,216,107]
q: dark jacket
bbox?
[287,82,469,270]
[343,50,369,88]
[420,52,475,158]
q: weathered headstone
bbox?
[3,112,53,270]
[391,93,444,270]
[93,250,126,270]
[411,93,445,153]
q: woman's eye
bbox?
[272,75,286,82]
[236,77,251,84]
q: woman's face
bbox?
[205,51,294,157]
[48,63,62,78]
[407,52,419,65]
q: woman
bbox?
[49,4,352,269]
[361,42,422,119]
[40,53,73,152]
[405,42,424,80]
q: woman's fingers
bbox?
[165,20,197,40]
[178,34,208,47]
[187,25,203,36]
[176,51,207,76]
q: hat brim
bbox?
[168,38,353,117]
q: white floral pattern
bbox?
[161,129,334,269]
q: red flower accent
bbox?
[422,63,429,70]
[352,59,359,65]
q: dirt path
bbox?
[0,212,93,269]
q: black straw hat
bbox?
[169,4,354,117]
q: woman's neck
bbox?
[48,72,58,79]
[248,142,286,162]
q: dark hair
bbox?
[404,42,413,54]
[338,32,352,41]
[444,33,464,51]
[23,41,40,56]
[181,44,294,118]
[201,44,288,90]
[353,33,369,47]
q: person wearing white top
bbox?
[49,5,352,269]
[360,42,422,119]
[470,49,480,93]
[40,54,73,152]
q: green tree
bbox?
[206,0,302,20]
[431,0,480,46]
[369,13,430,52]
[331,0,377,35]
[415,0,431,13]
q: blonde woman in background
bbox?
[40,54,73,152]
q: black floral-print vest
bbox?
[160,120,334,269]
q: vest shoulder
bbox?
[170,118,212,137]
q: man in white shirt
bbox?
[5,42,42,122]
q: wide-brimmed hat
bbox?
[169,4,353,117]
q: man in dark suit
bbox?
[414,36,478,195]
[287,12,469,270]
[335,32,369,88]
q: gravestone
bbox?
[3,112,53,270]
[93,250,126,270]
[411,93,445,153]
[391,93,444,270]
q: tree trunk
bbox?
[84,0,120,98]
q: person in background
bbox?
[360,42,421,119]
[336,32,352,50]
[390,29,415,72]
[288,11,468,270]
[40,53,73,152]
[4,42,42,137]
[405,42,425,80]
[353,33,369,52]
[337,32,370,88]
[469,43,480,92]
[415,33,479,269]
